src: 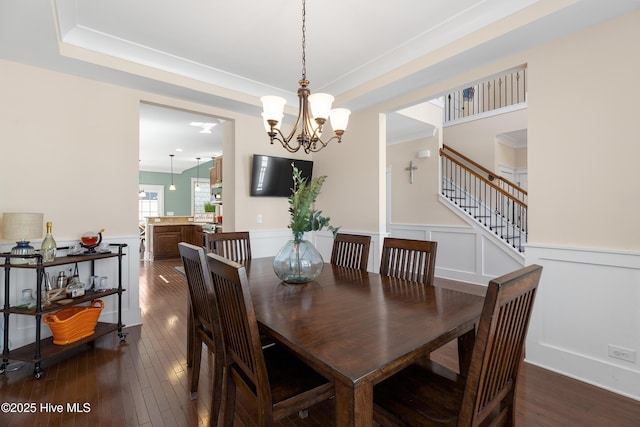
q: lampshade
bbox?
[2,212,43,265]
[308,93,334,120]
[262,113,282,132]
[330,108,351,132]
[2,212,43,241]
[261,96,287,122]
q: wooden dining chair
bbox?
[204,231,252,263]
[178,243,225,426]
[379,237,438,285]
[373,264,543,427]
[206,252,334,427]
[330,233,371,271]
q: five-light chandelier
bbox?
[261,0,350,154]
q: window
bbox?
[191,178,210,215]
[139,184,164,222]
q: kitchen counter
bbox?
[145,218,219,260]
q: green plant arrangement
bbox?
[204,202,216,213]
[272,164,339,284]
[288,164,339,242]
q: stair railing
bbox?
[440,145,528,252]
[445,65,527,122]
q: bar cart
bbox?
[1,244,128,379]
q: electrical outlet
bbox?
[257,213,263,224]
[608,344,636,363]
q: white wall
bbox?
[523,9,640,400]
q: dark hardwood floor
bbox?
[1,258,638,426]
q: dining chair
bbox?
[204,231,252,263]
[206,252,334,427]
[379,237,438,285]
[178,243,225,426]
[330,233,371,271]
[373,264,543,427]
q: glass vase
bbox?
[273,238,324,284]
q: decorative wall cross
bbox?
[405,160,418,184]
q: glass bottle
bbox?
[41,221,57,263]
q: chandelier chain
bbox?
[301,0,306,81]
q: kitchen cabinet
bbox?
[194,225,204,248]
[209,156,222,184]
[0,246,127,379]
[148,224,202,260]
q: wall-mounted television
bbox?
[250,154,314,197]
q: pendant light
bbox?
[195,157,201,190]
[169,154,176,190]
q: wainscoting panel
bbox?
[482,234,524,277]
[388,223,524,284]
[247,229,294,259]
[432,229,477,274]
[526,244,640,401]
[249,229,387,273]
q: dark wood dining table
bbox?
[241,257,485,427]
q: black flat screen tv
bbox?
[250,154,313,197]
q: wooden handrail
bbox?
[440,149,527,209]
[442,144,528,196]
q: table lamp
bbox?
[2,212,44,264]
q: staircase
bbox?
[440,145,527,252]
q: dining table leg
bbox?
[457,326,476,377]
[334,379,373,427]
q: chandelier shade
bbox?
[261,0,350,154]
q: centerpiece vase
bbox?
[273,234,324,284]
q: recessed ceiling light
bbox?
[176,148,183,152]
[190,121,218,133]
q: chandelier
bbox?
[261,0,350,154]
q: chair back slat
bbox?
[205,231,252,263]
[379,238,437,285]
[459,264,542,426]
[330,233,371,271]
[206,253,270,400]
[178,243,220,342]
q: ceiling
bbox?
[139,102,225,174]
[2,1,638,172]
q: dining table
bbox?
[240,257,485,427]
